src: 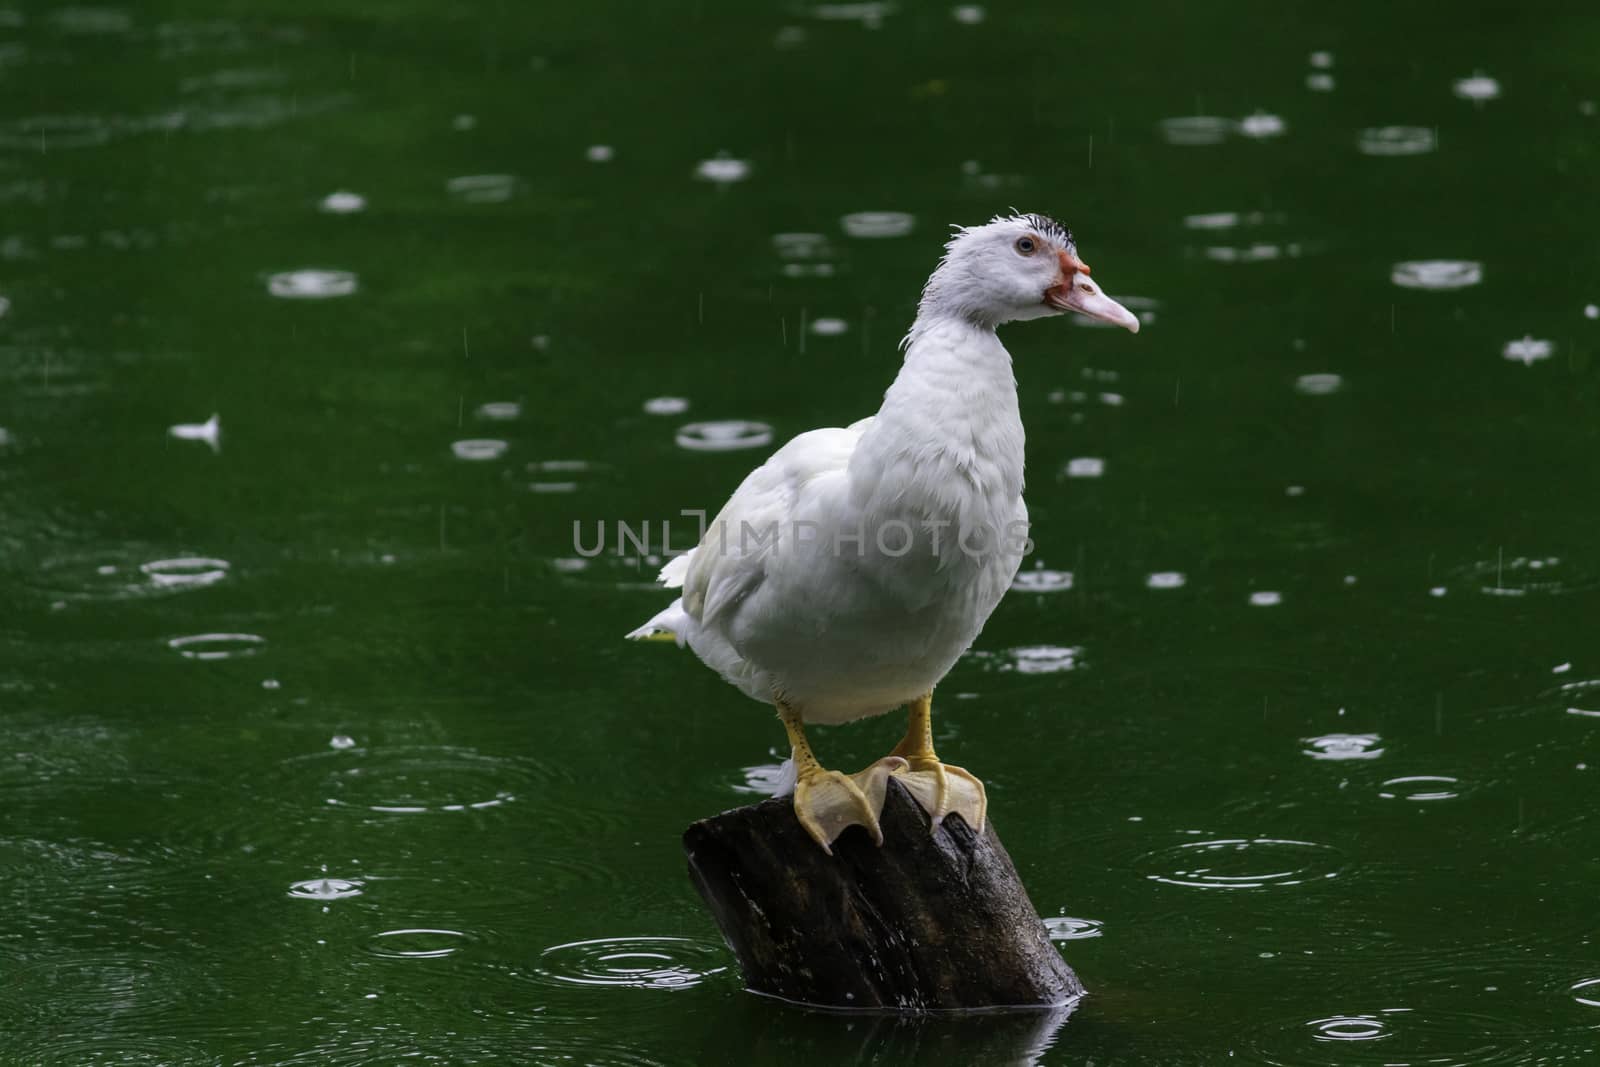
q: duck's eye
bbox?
[1015,236,1037,255]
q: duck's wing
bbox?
[676,424,865,628]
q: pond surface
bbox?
[3,1,1599,1063]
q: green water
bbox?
[3,1,1599,1063]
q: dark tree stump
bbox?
[683,777,1083,1012]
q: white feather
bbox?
[628,214,1120,728]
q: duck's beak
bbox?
[1045,251,1140,333]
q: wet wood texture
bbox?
[683,778,1083,1012]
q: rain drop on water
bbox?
[1502,335,1552,366]
[267,270,358,299]
[675,421,773,452]
[1391,260,1482,290]
[841,211,915,238]
[318,190,366,214]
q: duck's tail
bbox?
[624,598,692,645]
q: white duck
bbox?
[628,212,1139,852]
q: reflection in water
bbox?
[1502,336,1552,366]
[951,5,986,24]
[727,1000,1076,1067]
[1391,260,1482,290]
[809,316,848,336]
[167,413,221,451]
[1306,72,1335,92]
[1063,457,1104,478]
[675,420,773,452]
[266,269,358,298]
[841,211,914,238]
[586,144,614,162]
[531,936,730,990]
[1146,571,1186,589]
[1573,978,1600,1008]
[1358,126,1437,156]
[1303,733,1384,761]
[1249,591,1282,606]
[1139,836,1343,890]
[693,154,750,183]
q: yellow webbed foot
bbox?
[792,756,908,854]
[893,758,988,834]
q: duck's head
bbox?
[920,212,1140,332]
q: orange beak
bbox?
[1044,249,1140,333]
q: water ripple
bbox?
[1249,1006,1538,1066]
[451,438,508,462]
[529,936,732,991]
[1555,679,1600,717]
[1303,733,1384,761]
[287,876,363,900]
[167,632,265,660]
[1043,916,1103,941]
[140,556,229,588]
[643,396,689,415]
[364,927,471,959]
[693,155,749,184]
[1358,126,1437,156]
[1137,836,1343,890]
[1004,645,1082,674]
[1012,569,1073,593]
[446,174,517,203]
[1502,335,1554,366]
[1391,260,1482,290]
[841,211,914,238]
[267,269,357,299]
[1456,553,1594,597]
[1294,372,1344,395]
[1378,775,1461,801]
[674,420,773,452]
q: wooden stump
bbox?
[683,777,1083,1012]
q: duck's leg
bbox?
[778,701,906,854]
[888,691,988,833]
